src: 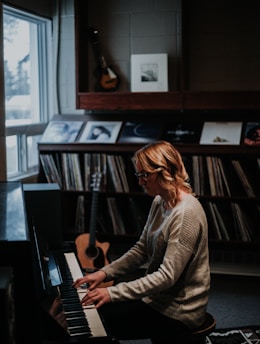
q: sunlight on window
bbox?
[6,136,18,175]
[3,5,51,179]
[27,135,42,170]
[4,13,40,126]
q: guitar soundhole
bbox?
[85,246,105,269]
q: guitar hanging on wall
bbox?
[88,26,120,92]
[75,172,112,283]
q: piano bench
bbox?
[185,312,216,343]
[151,312,216,344]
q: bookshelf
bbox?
[56,0,260,275]
[38,113,260,276]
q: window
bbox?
[3,5,52,179]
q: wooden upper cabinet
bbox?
[74,0,260,111]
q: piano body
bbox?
[38,245,119,344]
[0,181,40,344]
[0,182,119,344]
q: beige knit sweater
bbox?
[101,194,210,329]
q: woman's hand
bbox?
[81,287,111,308]
[72,270,107,290]
[73,270,111,308]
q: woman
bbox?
[73,140,210,343]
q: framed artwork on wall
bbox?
[131,54,168,92]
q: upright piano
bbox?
[36,237,119,343]
[0,182,119,344]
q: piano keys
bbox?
[62,252,107,338]
[42,249,119,343]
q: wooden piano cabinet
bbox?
[0,182,41,343]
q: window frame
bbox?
[3,4,53,180]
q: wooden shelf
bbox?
[38,142,260,156]
[183,91,260,110]
[77,91,182,111]
[76,90,260,112]
[210,262,260,277]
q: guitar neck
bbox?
[88,190,99,247]
[92,41,107,69]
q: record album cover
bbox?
[162,122,203,144]
[118,121,162,143]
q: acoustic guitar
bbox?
[75,172,113,286]
[88,26,120,92]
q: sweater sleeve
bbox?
[100,232,149,281]
[100,197,158,280]
[100,196,160,281]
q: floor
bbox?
[119,273,260,344]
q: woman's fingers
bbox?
[81,288,111,308]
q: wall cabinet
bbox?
[74,0,260,111]
[38,113,260,275]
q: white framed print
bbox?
[41,120,84,143]
[131,53,168,92]
[200,122,243,145]
[78,121,122,143]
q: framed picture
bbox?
[200,122,243,145]
[131,54,168,92]
[78,121,122,143]
[41,120,84,143]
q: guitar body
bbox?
[75,233,113,288]
[95,66,119,92]
[75,233,110,270]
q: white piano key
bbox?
[83,308,107,337]
[64,252,83,280]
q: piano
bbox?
[0,181,119,344]
[32,218,119,344]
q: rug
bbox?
[206,326,260,344]
[120,327,260,344]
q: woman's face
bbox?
[135,161,160,197]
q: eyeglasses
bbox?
[134,172,150,179]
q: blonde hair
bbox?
[134,140,192,205]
